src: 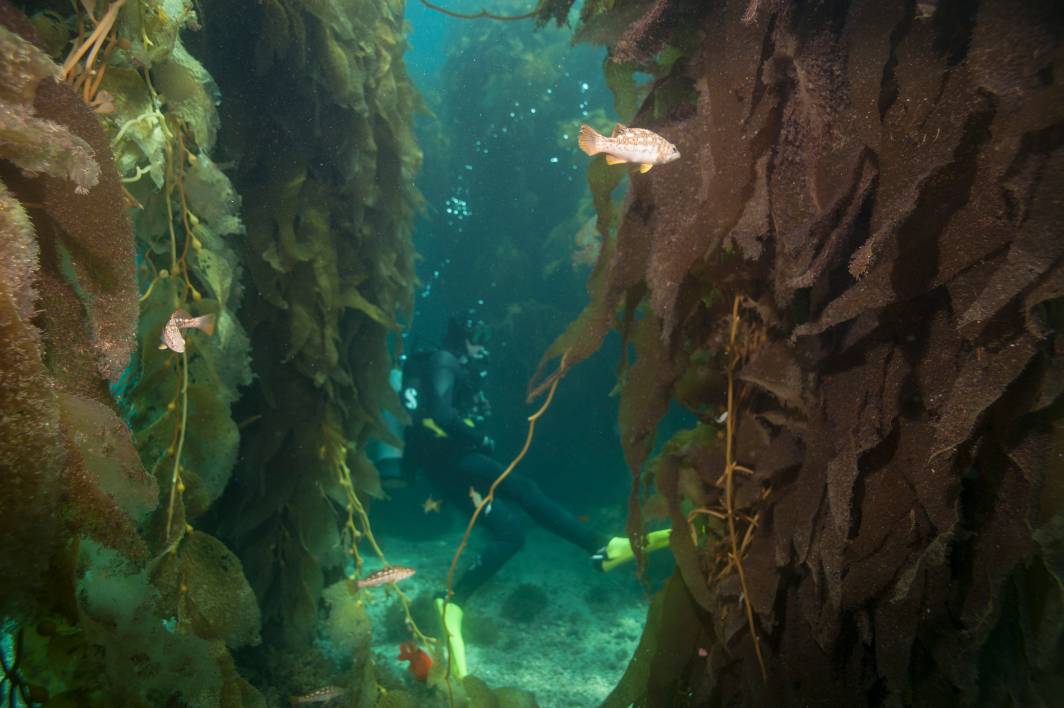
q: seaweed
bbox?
[0,12,142,618]
[538,0,1064,704]
[1,3,265,704]
[197,0,421,657]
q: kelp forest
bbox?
[0,1,1061,707]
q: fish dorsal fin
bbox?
[639,163,653,173]
[610,123,627,138]
[605,154,626,165]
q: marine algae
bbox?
[535,1,1064,706]
[197,0,420,676]
[1,3,263,705]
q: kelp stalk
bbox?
[418,0,539,21]
[60,0,127,108]
[443,351,567,684]
[722,295,766,682]
[164,350,188,542]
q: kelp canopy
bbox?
[531,0,1064,706]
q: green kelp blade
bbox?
[602,572,705,708]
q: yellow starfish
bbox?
[422,496,441,514]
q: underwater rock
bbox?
[494,685,540,708]
[500,582,550,625]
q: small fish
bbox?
[398,641,434,682]
[159,309,216,353]
[578,123,680,173]
[356,565,415,589]
[289,685,346,705]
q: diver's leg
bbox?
[451,497,524,604]
[462,452,604,553]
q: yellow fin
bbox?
[639,163,653,173]
[422,418,447,438]
[605,154,626,165]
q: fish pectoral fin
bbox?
[639,163,653,173]
[604,154,626,165]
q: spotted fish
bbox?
[159,309,216,353]
[578,123,680,173]
[356,565,415,589]
[289,686,346,705]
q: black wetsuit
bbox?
[403,349,603,603]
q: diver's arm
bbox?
[427,351,486,448]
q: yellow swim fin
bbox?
[435,598,467,678]
[593,528,672,572]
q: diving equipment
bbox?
[435,597,467,678]
[592,528,672,572]
[366,368,408,488]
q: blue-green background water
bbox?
[369,4,670,701]
[399,1,627,519]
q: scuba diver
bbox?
[396,308,671,677]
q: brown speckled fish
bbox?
[356,565,415,589]
[289,686,346,705]
[578,123,680,173]
[159,309,216,353]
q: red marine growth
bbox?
[398,642,433,681]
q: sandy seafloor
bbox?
[363,497,651,708]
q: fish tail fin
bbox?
[193,313,216,336]
[578,124,604,156]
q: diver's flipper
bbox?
[435,598,467,678]
[592,528,672,572]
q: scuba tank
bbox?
[366,367,409,489]
[364,349,443,487]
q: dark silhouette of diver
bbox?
[398,309,671,677]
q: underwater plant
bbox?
[189,3,429,699]
[0,2,267,704]
[530,1,1064,706]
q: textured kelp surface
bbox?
[197,0,421,663]
[535,1,1064,706]
[0,1,267,704]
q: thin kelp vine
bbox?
[418,0,539,22]
[533,1,1064,706]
